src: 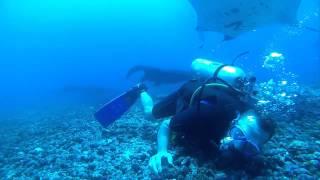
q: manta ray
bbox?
[126,66,192,85]
[189,0,302,40]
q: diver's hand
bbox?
[149,151,173,174]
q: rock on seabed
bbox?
[0,89,319,179]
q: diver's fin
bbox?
[94,85,142,128]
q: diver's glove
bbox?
[149,151,173,174]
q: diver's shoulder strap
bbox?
[190,83,230,107]
[194,64,230,111]
[212,64,229,82]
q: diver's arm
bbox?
[157,119,171,152]
[149,119,173,174]
[152,91,180,119]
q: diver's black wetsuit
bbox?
[152,79,249,146]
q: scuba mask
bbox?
[220,110,274,157]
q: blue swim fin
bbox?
[94,84,146,128]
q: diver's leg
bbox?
[152,91,180,119]
[140,91,154,116]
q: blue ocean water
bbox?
[0,0,319,109]
[0,0,319,178]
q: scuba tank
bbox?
[190,58,257,106]
[191,58,246,87]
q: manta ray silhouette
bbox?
[126,66,192,85]
[189,0,302,40]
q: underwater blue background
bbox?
[0,0,319,114]
[0,1,320,179]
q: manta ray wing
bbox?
[189,0,302,39]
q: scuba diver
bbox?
[94,58,275,174]
[146,59,275,174]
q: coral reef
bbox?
[0,88,319,179]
